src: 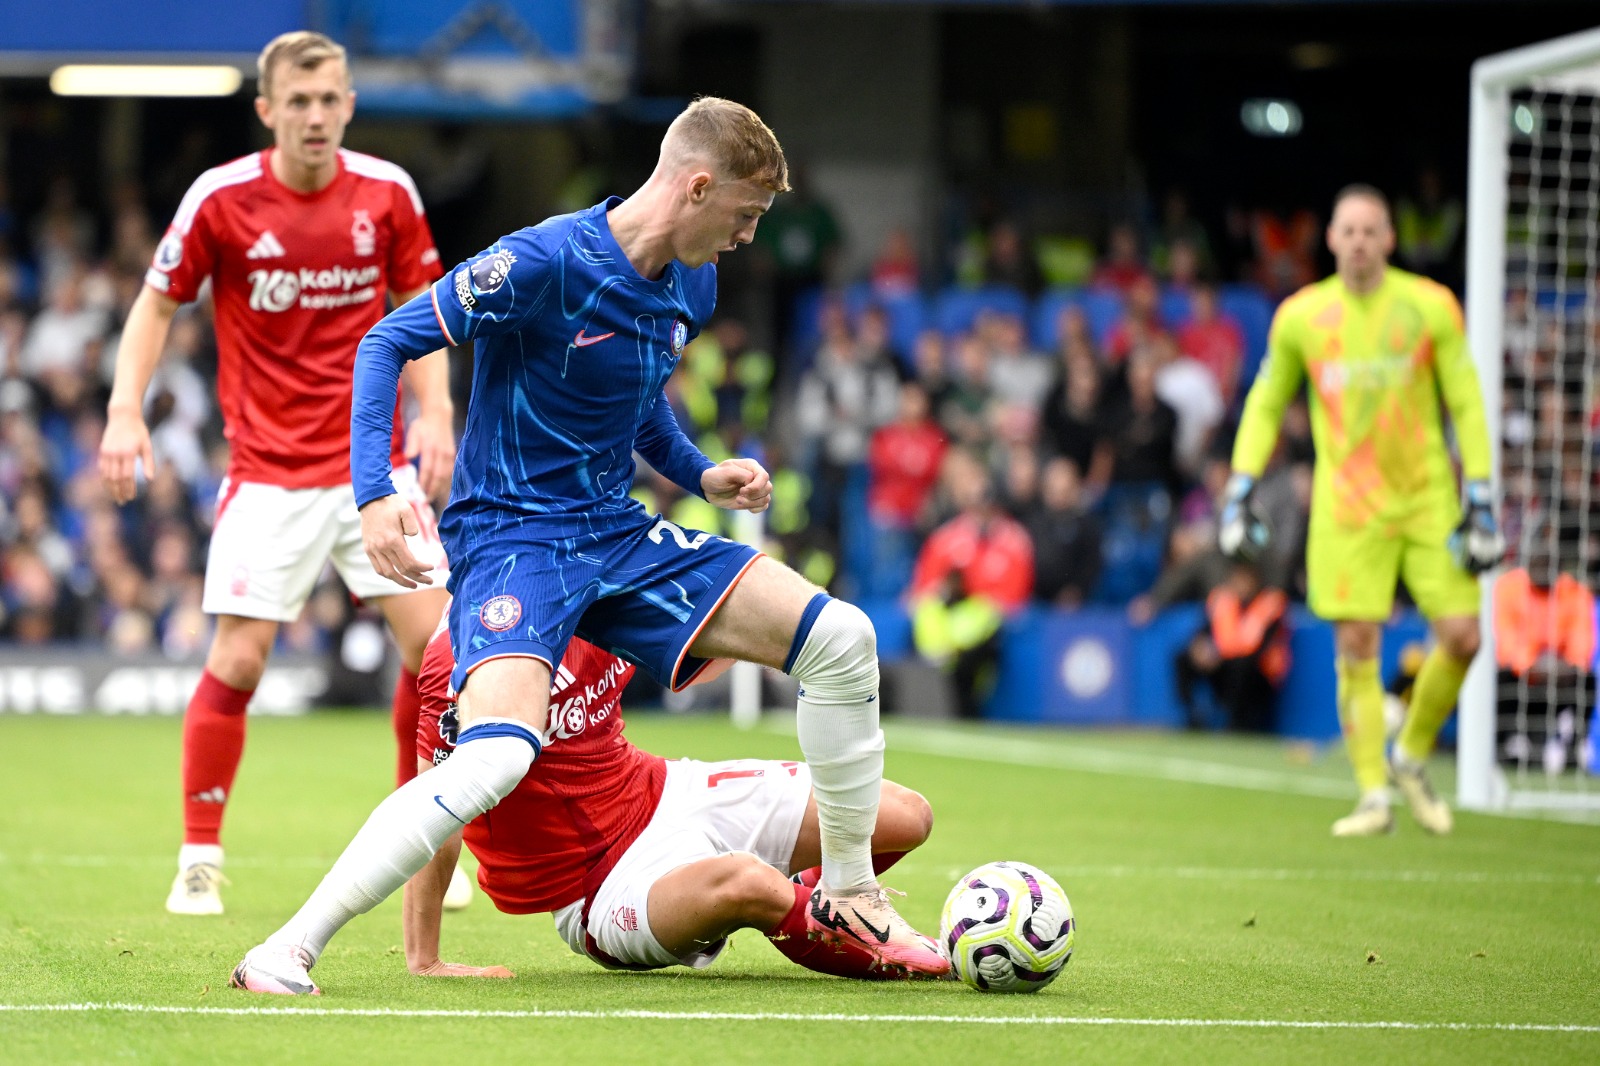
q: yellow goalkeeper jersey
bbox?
[1232,267,1491,532]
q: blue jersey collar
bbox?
[596,196,677,294]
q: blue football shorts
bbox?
[447,511,760,695]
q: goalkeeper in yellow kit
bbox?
[1221,185,1504,837]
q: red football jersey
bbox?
[146,148,442,488]
[416,624,666,914]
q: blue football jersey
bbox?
[351,198,718,548]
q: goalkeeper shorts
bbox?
[1307,509,1481,622]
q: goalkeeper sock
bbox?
[391,666,423,786]
[267,719,541,964]
[788,595,884,894]
[1336,656,1389,793]
[766,882,902,980]
[181,670,253,847]
[1396,646,1471,764]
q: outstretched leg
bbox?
[692,561,947,975]
[232,656,549,994]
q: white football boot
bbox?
[1391,753,1453,835]
[230,943,320,996]
[166,861,227,915]
[1332,792,1395,837]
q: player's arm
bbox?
[391,284,456,501]
[352,293,454,587]
[1431,288,1504,572]
[400,771,513,980]
[1220,305,1305,559]
[637,390,773,513]
[99,287,182,503]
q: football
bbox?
[940,861,1075,993]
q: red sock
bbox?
[392,666,422,786]
[181,670,253,846]
[793,851,908,890]
[766,882,904,980]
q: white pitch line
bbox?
[855,722,1357,800]
[1,854,1593,887]
[0,1003,1596,1033]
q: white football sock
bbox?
[267,720,540,963]
[789,598,884,893]
[178,843,223,871]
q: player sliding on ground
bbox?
[238,616,935,993]
[231,96,949,992]
[98,32,463,914]
[1220,183,1504,837]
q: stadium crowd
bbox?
[0,158,1488,708]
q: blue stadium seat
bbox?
[934,285,1030,337]
[1090,483,1171,604]
[842,283,927,369]
[1159,288,1193,330]
[1029,287,1125,351]
[1218,284,1276,389]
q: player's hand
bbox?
[406,408,457,501]
[360,493,434,589]
[98,408,155,505]
[702,458,772,513]
[1449,480,1505,575]
[1217,472,1271,561]
[410,959,515,979]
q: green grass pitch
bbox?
[2,711,1598,1064]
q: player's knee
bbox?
[206,634,271,690]
[448,730,539,813]
[880,783,934,851]
[704,853,783,922]
[1441,624,1481,662]
[1335,623,1381,661]
[789,598,879,704]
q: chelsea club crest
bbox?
[671,318,689,357]
[479,595,522,632]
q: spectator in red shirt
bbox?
[910,448,1034,718]
[865,382,948,597]
[1175,283,1245,407]
[871,226,920,300]
[1104,275,1168,366]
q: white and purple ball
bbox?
[940,860,1075,993]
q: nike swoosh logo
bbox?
[851,908,892,944]
[572,330,615,347]
[434,795,466,824]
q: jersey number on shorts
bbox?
[649,517,712,551]
[707,763,799,788]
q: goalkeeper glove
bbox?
[1449,480,1505,575]
[1218,472,1271,562]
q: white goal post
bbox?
[1461,25,1600,813]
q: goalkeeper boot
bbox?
[1332,792,1395,837]
[165,861,227,916]
[807,884,950,977]
[1391,753,1454,835]
[443,862,473,912]
[230,943,321,996]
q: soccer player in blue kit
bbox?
[232,97,949,993]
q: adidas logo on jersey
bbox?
[246,231,286,259]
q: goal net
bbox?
[1462,26,1600,814]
